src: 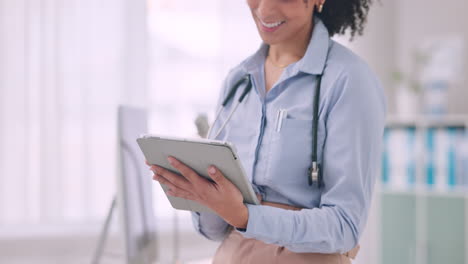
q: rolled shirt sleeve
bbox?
[191,211,231,241]
[236,64,387,253]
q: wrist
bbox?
[229,203,249,229]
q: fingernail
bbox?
[167,157,174,164]
[209,166,216,174]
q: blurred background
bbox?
[0,0,467,263]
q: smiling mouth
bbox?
[259,19,286,28]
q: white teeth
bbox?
[260,20,285,28]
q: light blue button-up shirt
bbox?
[191,16,386,254]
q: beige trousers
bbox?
[212,201,360,264]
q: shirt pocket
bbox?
[267,117,323,189]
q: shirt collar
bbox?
[241,16,330,76]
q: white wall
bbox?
[395,0,468,114]
[340,0,468,116]
[335,0,397,114]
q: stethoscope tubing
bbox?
[207,75,252,140]
[207,73,323,187]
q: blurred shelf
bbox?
[381,188,468,264]
[386,114,468,128]
[380,187,468,198]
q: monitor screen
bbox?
[117,105,157,264]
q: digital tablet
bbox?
[136,134,260,213]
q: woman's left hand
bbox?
[147,156,248,229]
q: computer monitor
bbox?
[117,105,157,264]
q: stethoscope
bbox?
[206,73,324,188]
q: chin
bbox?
[255,23,292,46]
[256,29,283,45]
[258,34,286,46]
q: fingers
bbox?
[166,156,225,187]
[207,165,225,186]
[150,165,192,192]
[145,160,151,166]
[167,156,203,184]
[167,188,196,200]
[156,174,197,201]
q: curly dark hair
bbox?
[315,0,374,40]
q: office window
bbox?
[0,0,145,227]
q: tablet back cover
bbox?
[136,136,259,213]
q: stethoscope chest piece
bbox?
[308,161,323,188]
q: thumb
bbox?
[207,165,224,185]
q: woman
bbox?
[149,0,386,263]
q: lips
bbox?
[260,20,285,28]
[258,18,286,33]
